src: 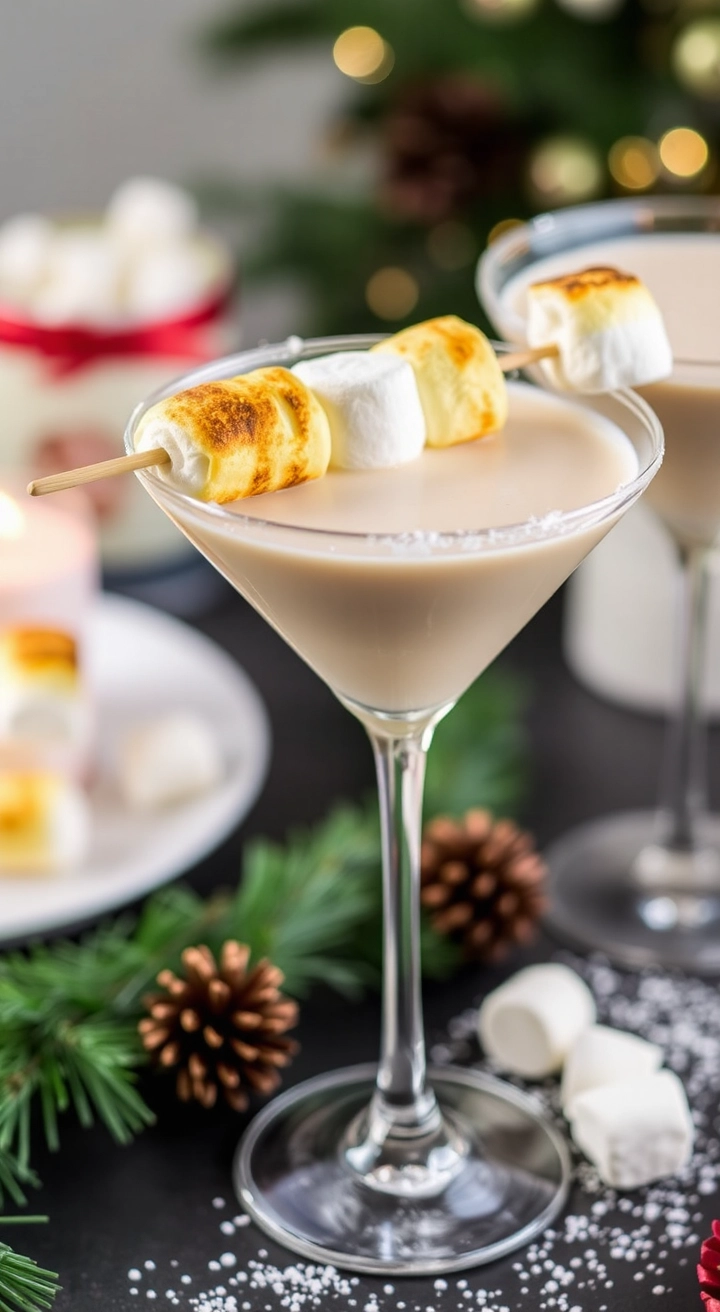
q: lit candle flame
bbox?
[0,490,26,540]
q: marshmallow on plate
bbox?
[561,1024,663,1118]
[118,711,223,811]
[0,769,91,875]
[527,265,673,394]
[478,962,596,1078]
[125,241,214,320]
[134,367,331,503]
[107,176,198,248]
[292,351,426,470]
[372,315,508,448]
[569,1070,694,1189]
[0,628,93,780]
[0,214,55,299]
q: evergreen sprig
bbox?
[0,1240,59,1312]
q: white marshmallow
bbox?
[561,1024,663,1118]
[118,711,223,811]
[0,686,93,780]
[0,214,55,298]
[0,770,91,875]
[107,177,198,247]
[292,351,426,469]
[478,963,596,1078]
[33,229,124,324]
[125,241,213,320]
[569,1071,694,1189]
[134,415,210,497]
[527,265,673,394]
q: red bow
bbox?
[0,289,232,378]
[699,1221,720,1310]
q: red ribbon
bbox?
[0,288,232,379]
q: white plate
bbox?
[0,594,271,943]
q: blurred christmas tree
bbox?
[200,0,720,334]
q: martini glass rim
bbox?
[124,333,663,554]
[479,194,720,371]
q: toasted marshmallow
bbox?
[0,628,93,779]
[569,1071,694,1189]
[561,1024,663,1118]
[107,177,198,247]
[0,214,55,298]
[372,315,508,448]
[125,241,214,320]
[527,265,673,394]
[292,351,426,469]
[478,963,596,1079]
[118,711,223,811]
[134,366,331,503]
[0,769,91,875]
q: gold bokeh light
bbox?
[673,19,720,99]
[365,267,419,320]
[659,126,709,178]
[333,27,395,83]
[608,136,660,190]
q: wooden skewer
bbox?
[26,343,561,499]
[499,342,559,373]
[27,447,171,497]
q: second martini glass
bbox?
[125,335,661,1274]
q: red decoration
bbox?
[698,1221,720,1310]
[0,287,231,379]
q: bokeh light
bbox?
[462,0,538,26]
[659,127,709,179]
[673,19,720,99]
[608,136,660,190]
[426,221,478,271]
[333,27,395,84]
[528,136,604,206]
[365,267,420,320]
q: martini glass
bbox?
[125,335,661,1274]
[480,196,720,972]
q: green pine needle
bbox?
[0,1242,60,1312]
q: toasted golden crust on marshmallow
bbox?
[0,628,79,689]
[135,366,331,503]
[0,769,90,875]
[527,265,673,393]
[371,315,508,448]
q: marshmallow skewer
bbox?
[26,344,544,498]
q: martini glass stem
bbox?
[663,546,710,849]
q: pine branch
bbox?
[0,1240,59,1312]
[0,1154,37,1212]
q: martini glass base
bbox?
[234,1063,570,1276]
[545,810,720,972]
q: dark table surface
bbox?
[18,579,719,1312]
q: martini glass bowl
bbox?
[480,196,720,973]
[125,335,662,1274]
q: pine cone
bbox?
[139,941,299,1112]
[420,809,547,963]
[381,75,528,223]
[699,1221,720,1311]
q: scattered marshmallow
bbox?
[478,962,596,1078]
[527,265,673,394]
[0,628,93,780]
[125,241,213,320]
[561,1023,663,1118]
[0,769,91,875]
[569,1070,694,1189]
[0,213,55,297]
[107,177,198,248]
[34,229,124,325]
[292,351,426,469]
[118,711,223,811]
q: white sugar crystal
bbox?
[478,963,596,1077]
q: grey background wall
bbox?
[0,0,341,338]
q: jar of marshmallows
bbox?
[0,177,236,607]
